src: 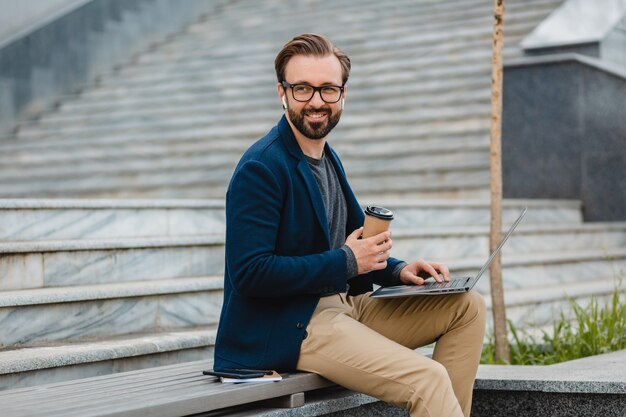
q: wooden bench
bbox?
[0,360,336,417]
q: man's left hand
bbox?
[399,260,450,285]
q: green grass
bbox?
[481,285,626,366]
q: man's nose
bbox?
[308,90,325,107]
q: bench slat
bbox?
[0,361,334,417]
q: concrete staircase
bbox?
[1,0,624,392]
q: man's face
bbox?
[280,54,345,140]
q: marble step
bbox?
[0,143,490,186]
[0,130,488,170]
[0,277,615,391]
[139,5,549,65]
[0,328,217,391]
[392,222,626,260]
[0,123,489,173]
[0,236,225,291]
[54,59,496,106]
[15,101,489,140]
[188,0,558,28]
[491,278,620,329]
[35,87,490,131]
[0,198,580,241]
[0,198,225,241]
[458,247,626,293]
[91,40,515,90]
[0,274,616,391]
[0,277,223,348]
[1,120,490,169]
[51,73,492,116]
[0,159,489,199]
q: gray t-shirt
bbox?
[306,152,407,289]
[305,153,359,279]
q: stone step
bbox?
[50,74,491,117]
[0,236,225,291]
[0,143,490,187]
[0,198,580,240]
[9,115,489,153]
[92,40,514,90]
[463,247,626,293]
[1,119,490,163]
[49,59,496,106]
[194,0,549,28]
[0,277,222,348]
[16,101,489,140]
[0,328,217,391]
[492,278,619,329]
[392,222,626,259]
[139,3,553,65]
[0,159,489,199]
[0,198,225,241]
[35,87,490,131]
[0,131,488,170]
[0,275,616,391]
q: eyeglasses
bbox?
[281,81,344,103]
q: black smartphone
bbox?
[202,369,268,379]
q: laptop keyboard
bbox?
[426,278,466,289]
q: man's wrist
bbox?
[341,245,359,279]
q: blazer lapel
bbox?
[278,116,331,248]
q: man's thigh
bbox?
[349,291,482,349]
[297,296,449,407]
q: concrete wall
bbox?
[0,0,90,46]
[0,0,224,136]
[502,54,626,222]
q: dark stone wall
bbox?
[0,0,223,136]
[502,56,626,222]
[472,390,626,417]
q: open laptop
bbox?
[370,207,527,298]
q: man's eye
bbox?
[322,87,338,93]
[294,85,311,93]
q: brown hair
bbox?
[275,33,351,85]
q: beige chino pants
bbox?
[296,291,486,417]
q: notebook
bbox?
[370,207,527,298]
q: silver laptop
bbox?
[370,207,527,298]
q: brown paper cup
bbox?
[361,206,394,238]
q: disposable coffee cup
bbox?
[362,205,394,239]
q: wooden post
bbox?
[489,0,510,363]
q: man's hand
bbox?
[345,227,392,274]
[399,260,450,285]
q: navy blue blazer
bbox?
[214,115,404,371]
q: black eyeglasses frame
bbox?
[281,81,345,103]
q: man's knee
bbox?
[459,290,486,321]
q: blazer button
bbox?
[296,322,304,329]
[303,331,309,340]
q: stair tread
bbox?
[0,328,217,375]
[0,276,223,307]
[0,235,224,254]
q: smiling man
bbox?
[214,34,486,417]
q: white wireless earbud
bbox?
[341,99,345,110]
[282,97,287,109]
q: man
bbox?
[214,33,486,417]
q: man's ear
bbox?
[277,83,286,109]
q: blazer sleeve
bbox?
[225,160,348,298]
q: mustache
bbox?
[303,108,331,115]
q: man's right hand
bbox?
[345,227,392,274]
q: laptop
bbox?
[370,207,527,298]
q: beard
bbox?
[287,105,342,140]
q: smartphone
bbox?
[202,369,269,379]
